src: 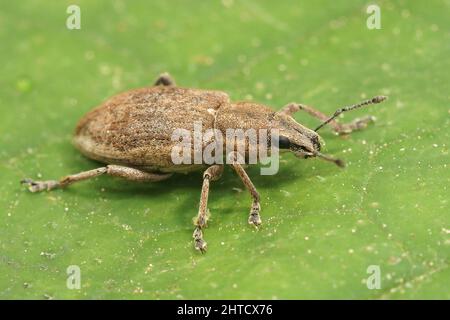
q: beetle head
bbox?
[271,111,345,167]
[216,101,344,167]
[272,111,322,156]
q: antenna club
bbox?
[372,96,388,104]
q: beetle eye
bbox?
[278,136,291,149]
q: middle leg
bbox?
[192,165,223,253]
[228,152,261,227]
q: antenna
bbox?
[314,96,387,132]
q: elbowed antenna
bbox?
[314,96,388,132]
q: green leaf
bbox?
[1,0,448,299]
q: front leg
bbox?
[193,165,223,253]
[279,102,376,135]
[228,152,261,227]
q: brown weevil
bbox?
[21,73,387,252]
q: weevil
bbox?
[21,73,387,252]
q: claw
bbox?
[353,115,376,130]
[20,179,59,192]
[339,115,376,135]
[195,238,208,254]
[193,227,207,253]
[248,214,262,227]
[248,202,262,227]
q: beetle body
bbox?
[74,86,228,173]
[23,73,386,252]
[74,85,321,173]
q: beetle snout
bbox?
[277,134,320,156]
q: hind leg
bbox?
[21,165,172,192]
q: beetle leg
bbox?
[21,165,172,192]
[279,103,375,135]
[154,72,176,86]
[104,165,173,182]
[193,165,223,253]
[278,103,302,117]
[228,152,262,227]
[336,115,376,134]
